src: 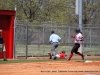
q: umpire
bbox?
[49,31,61,60]
[0,30,7,61]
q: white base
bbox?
[85,60,92,63]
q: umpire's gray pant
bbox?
[51,42,58,57]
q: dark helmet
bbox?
[75,28,80,32]
[51,31,55,34]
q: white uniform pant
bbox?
[0,44,6,52]
[78,43,83,53]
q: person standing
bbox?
[0,30,7,61]
[67,28,84,61]
[49,31,61,60]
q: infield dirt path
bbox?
[0,60,100,75]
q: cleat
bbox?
[3,59,8,61]
[49,57,52,59]
[82,60,85,62]
[48,52,52,59]
[66,58,70,61]
[54,56,57,60]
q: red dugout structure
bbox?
[0,10,16,59]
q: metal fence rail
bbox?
[15,20,100,58]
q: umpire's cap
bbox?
[51,31,55,34]
[75,28,80,32]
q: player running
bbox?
[48,51,66,59]
[67,28,84,61]
[49,31,61,60]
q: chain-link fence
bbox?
[14,20,100,59]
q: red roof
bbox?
[0,10,16,16]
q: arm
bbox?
[71,35,79,42]
[61,53,66,59]
[80,37,84,41]
[49,35,52,44]
[71,35,75,38]
[58,35,61,43]
[75,37,84,42]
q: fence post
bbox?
[82,27,84,55]
[26,21,28,59]
[90,28,92,55]
[13,19,16,59]
[68,27,71,55]
[42,26,45,57]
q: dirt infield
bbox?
[0,60,100,75]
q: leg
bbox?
[3,51,8,61]
[51,43,58,60]
[48,52,52,59]
[55,44,58,49]
[51,43,58,56]
[78,44,82,53]
[51,44,55,56]
[74,45,84,61]
[77,52,84,60]
[55,54,60,59]
[67,53,73,60]
[67,44,80,60]
[50,44,55,59]
[2,44,7,61]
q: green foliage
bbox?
[83,0,100,24]
[0,0,100,24]
[0,0,15,10]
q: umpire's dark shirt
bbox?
[0,36,4,44]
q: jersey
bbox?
[74,33,83,44]
[59,52,65,59]
[49,34,61,43]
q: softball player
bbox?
[67,28,84,61]
[0,30,7,61]
[49,31,61,60]
[48,51,66,59]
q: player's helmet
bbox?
[51,31,55,34]
[75,28,80,33]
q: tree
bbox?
[0,0,100,25]
[16,0,41,22]
[16,0,77,24]
[0,0,15,10]
[83,0,100,25]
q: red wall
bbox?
[0,10,15,59]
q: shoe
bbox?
[66,58,70,61]
[3,59,8,61]
[49,57,52,59]
[54,56,57,60]
[48,52,52,59]
[82,60,85,62]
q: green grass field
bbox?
[15,44,100,57]
[0,57,100,64]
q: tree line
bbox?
[0,0,100,25]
